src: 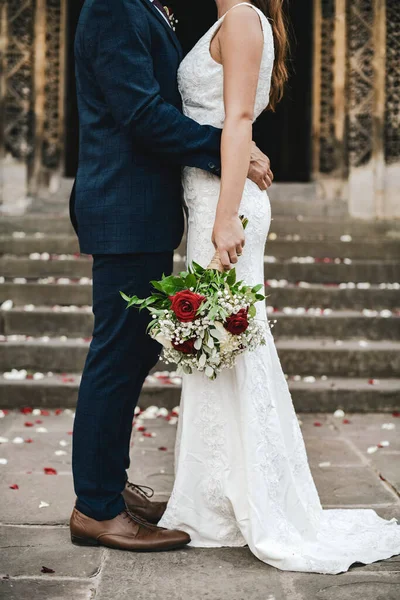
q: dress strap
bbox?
[221,2,261,20]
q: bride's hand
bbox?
[212,213,245,270]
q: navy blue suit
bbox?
[71,0,222,521]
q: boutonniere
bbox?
[163,5,178,31]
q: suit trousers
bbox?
[72,252,174,521]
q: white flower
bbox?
[155,333,173,349]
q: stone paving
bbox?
[1,408,400,599]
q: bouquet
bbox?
[121,218,266,380]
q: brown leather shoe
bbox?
[70,507,190,551]
[122,482,167,524]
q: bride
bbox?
[159,0,400,574]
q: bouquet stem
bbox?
[207,250,225,272]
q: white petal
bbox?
[333,409,345,418]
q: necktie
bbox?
[152,0,172,26]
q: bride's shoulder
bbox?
[220,4,264,38]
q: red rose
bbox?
[169,290,205,322]
[172,338,196,354]
[224,308,249,335]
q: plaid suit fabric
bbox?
[71,0,222,255]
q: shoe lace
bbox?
[121,508,156,530]
[126,481,155,500]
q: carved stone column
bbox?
[29,0,67,203]
[0,0,33,210]
[384,0,400,217]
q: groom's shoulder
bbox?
[81,0,144,15]
[77,0,146,42]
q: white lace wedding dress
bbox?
[159,3,400,574]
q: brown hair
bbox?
[252,0,289,111]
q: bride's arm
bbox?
[212,7,264,270]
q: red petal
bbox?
[143,432,153,438]
[313,421,322,427]
[55,409,63,415]
[24,422,34,427]
[41,410,50,416]
[25,438,34,443]
[41,566,55,574]
[342,419,351,424]
[67,431,73,435]
[137,426,146,432]
[35,420,43,424]
[158,447,168,451]
[392,411,400,418]
[20,407,33,414]
[26,374,33,380]
[44,467,57,475]
[9,484,19,490]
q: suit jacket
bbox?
[71,0,222,254]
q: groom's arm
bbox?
[84,0,221,175]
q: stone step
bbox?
[0,373,399,412]
[0,214,73,235]
[1,308,399,340]
[1,338,399,377]
[2,212,400,238]
[2,282,399,310]
[2,255,399,283]
[2,234,400,260]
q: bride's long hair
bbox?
[252,0,289,111]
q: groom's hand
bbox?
[248,142,274,190]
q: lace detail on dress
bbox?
[178,2,274,128]
[159,3,400,574]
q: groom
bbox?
[70,0,273,551]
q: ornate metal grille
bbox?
[2,0,34,160]
[385,0,400,164]
[319,0,336,174]
[347,0,374,168]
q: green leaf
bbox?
[194,338,203,351]
[120,291,132,302]
[150,280,166,294]
[159,275,187,296]
[252,284,264,293]
[210,328,224,340]
[255,294,265,301]
[205,366,214,378]
[191,261,205,274]
[249,305,257,318]
[227,269,236,286]
[185,273,197,289]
